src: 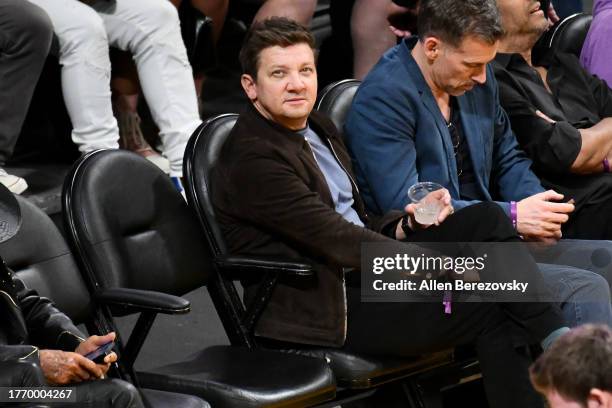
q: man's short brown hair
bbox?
[239,17,316,79]
[530,324,612,405]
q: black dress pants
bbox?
[343,202,565,408]
[542,172,612,239]
[0,0,53,164]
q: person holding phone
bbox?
[0,184,144,407]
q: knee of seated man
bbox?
[460,202,514,231]
[58,9,109,62]
[106,378,142,406]
[575,270,612,301]
[135,0,181,37]
[13,2,53,52]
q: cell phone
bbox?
[84,341,114,364]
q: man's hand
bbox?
[75,332,117,376]
[397,188,453,239]
[39,350,104,385]
[517,190,574,242]
[547,1,560,24]
[387,1,418,38]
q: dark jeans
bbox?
[0,360,144,408]
[343,202,565,408]
[0,0,53,164]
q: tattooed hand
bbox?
[39,350,104,385]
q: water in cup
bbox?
[407,182,444,226]
[414,202,442,225]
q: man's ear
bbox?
[587,388,611,408]
[422,37,442,61]
[241,74,257,101]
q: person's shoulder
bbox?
[359,44,418,96]
[554,52,590,75]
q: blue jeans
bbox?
[538,263,612,327]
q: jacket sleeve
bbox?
[587,59,612,118]
[15,278,85,352]
[226,149,418,269]
[344,81,421,215]
[494,62,582,173]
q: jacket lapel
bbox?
[399,41,461,196]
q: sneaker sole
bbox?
[6,177,28,194]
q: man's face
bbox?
[429,35,498,96]
[241,43,317,131]
[497,0,549,39]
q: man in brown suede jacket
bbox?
[212,17,568,407]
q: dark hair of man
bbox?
[239,17,316,79]
[530,324,612,405]
[417,0,503,48]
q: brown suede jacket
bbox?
[212,104,407,347]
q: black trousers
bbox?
[0,0,53,164]
[344,202,565,408]
[0,360,144,408]
[543,172,612,240]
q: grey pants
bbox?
[0,0,53,165]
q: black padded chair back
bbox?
[534,13,593,62]
[0,196,92,326]
[183,114,238,257]
[549,13,592,57]
[316,79,361,132]
[63,150,212,298]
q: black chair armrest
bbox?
[94,288,191,314]
[215,255,314,278]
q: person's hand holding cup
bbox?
[406,182,454,230]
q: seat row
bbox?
[0,80,478,408]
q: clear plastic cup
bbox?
[407,182,444,226]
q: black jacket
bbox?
[0,266,84,364]
[212,105,408,346]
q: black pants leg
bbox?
[70,378,145,408]
[344,202,564,408]
[0,360,46,387]
[543,173,612,239]
[0,0,53,164]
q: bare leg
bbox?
[253,0,317,26]
[351,0,397,80]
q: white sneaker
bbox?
[0,168,28,194]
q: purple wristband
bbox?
[510,201,518,230]
[604,158,611,173]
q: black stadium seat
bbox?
[316,79,361,132]
[62,149,336,408]
[533,13,593,63]
[183,113,455,406]
[0,194,209,408]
